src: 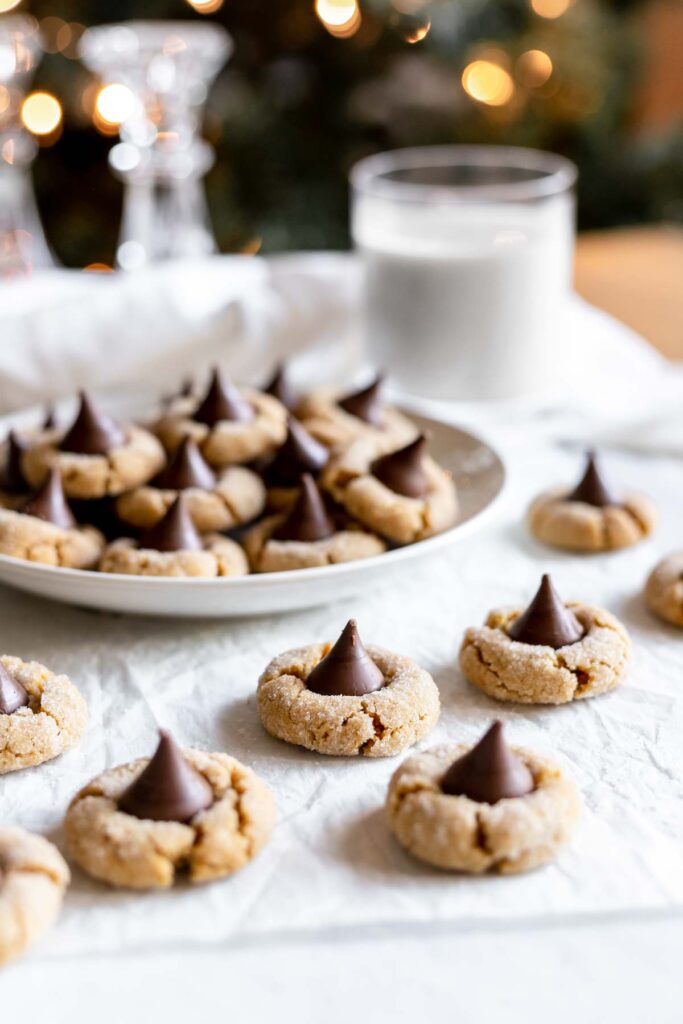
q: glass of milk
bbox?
[350,146,577,401]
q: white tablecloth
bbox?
[0,256,681,1021]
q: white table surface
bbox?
[0,258,681,1020]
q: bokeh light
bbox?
[94,83,135,132]
[83,263,113,273]
[0,84,10,115]
[315,0,361,38]
[404,18,431,44]
[530,0,571,19]
[462,61,515,107]
[517,49,553,87]
[186,0,225,12]
[0,0,23,12]
[21,91,62,136]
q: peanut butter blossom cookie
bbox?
[115,435,266,532]
[0,654,87,773]
[154,367,287,466]
[0,466,104,568]
[0,827,70,965]
[257,619,440,756]
[64,730,275,889]
[322,434,458,544]
[298,375,417,450]
[22,391,165,500]
[244,473,385,572]
[100,494,249,577]
[644,551,683,628]
[528,452,656,552]
[460,574,631,704]
[262,418,329,510]
[387,721,580,874]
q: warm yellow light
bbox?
[186,0,224,12]
[462,61,515,107]
[0,0,23,13]
[0,85,10,115]
[21,91,62,136]
[315,0,358,29]
[95,83,135,126]
[83,263,113,273]
[404,19,431,44]
[517,49,553,87]
[530,0,571,19]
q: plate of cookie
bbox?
[0,369,505,617]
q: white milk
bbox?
[352,192,575,400]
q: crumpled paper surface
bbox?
[1,422,681,959]
[0,255,681,964]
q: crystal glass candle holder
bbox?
[80,20,231,270]
[0,15,53,275]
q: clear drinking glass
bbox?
[0,15,53,275]
[350,146,577,401]
[80,20,231,270]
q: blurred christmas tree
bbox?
[13,0,683,265]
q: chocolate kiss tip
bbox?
[265,364,297,411]
[59,391,126,456]
[337,375,384,426]
[272,473,335,543]
[43,407,56,430]
[567,451,618,508]
[20,465,76,530]
[441,721,535,804]
[306,618,384,697]
[508,574,584,649]
[194,367,254,426]
[267,418,328,486]
[153,436,215,491]
[3,430,28,491]
[371,434,429,498]
[118,729,214,823]
[139,494,203,553]
[0,661,30,715]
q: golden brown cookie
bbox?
[0,508,104,569]
[0,655,88,774]
[387,736,580,874]
[257,622,440,756]
[322,437,457,545]
[460,601,631,704]
[115,466,265,532]
[297,382,416,450]
[64,746,275,889]
[154,389,287,467]
[528,488,656,552]
[644,551,683,628]
[0,827,70,965]
[23,424,165,500]
[99,535,249,578]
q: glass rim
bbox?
[350,145,577,203]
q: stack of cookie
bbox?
[0,368,459,578]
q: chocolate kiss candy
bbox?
[139,495,203,552]
[267,419,328,487]
[43,407,56,430]
[508,574,584,648]
[265,363,297,412]
[567,452,618,507]
[59,391,126,455]
[442,721,534,803]
[0,661,30,715]
[338,375,384,426]
[272,473,335,542]
[20,466,76,530]
[118,730,214,823]
[306,619,385,696]
[2,430,29,492]
[193,368,254,426]
[153,437,216,491]
[371,435,429,498]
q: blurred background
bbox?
[3,0,681,270]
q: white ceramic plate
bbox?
[0,411,504,617]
